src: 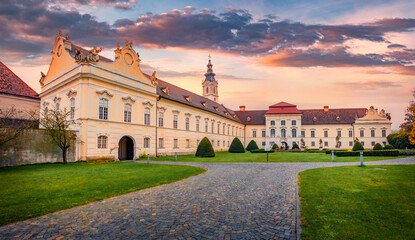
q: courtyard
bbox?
[0,156,414,239]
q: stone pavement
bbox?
[1,157,414,239]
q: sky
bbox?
[1,0,414,130]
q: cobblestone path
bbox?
[1,158,414,239]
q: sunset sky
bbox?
[1,0,414,129]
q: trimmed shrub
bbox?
[383,144,395,150]
[195,137,215,157]
[292,142,300,150]
[229,137,245,153]
[335,150,399,157]
[352,141,364,151]
[250,149,275,153]
[246,140,259,151]
[272,144,279,149]
[373,143,383,150]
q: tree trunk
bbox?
[62,148,67,164]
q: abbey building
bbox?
[39,32,392,161]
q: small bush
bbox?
[373,143,383,150]
[352,141,364,151]
[292,142,300,150]
[195,137,215,157]
[246,140,259,151]
[229,137,245,153]
[272,144,279,149]
[250,149,275,153]
[384,144,395,150]
[335,150,399,157]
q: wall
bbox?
[0,129,77,167]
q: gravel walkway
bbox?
[1,157,414,239]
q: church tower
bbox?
[202,55,219,102]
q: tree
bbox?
[387,131,414,149]
[292,142,300,150]
[195,137,215,157]
[383,144,395,149]
[229,137,245,153]
[272,143,279,149]
[0,106,36,148]
[352,141,364,151]
[39,108,78,164]
[373,143,383,150]
[400,89,415,132]
[246,140,259,151]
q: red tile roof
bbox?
[234,110,267,125]
[0,60,39,99]
[300,108,367,125]
[265,102,302,114]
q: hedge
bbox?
[383,144,395,150]
[250,149,275,153]
[325,149,348,154]
[335,150,399,157]
[195,137,215,157]
[246,140,259,151]
[229,137,245,153]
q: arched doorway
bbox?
[119,136,134,160]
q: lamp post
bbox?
[360,150,364,166]
[331,149,334,162]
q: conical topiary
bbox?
[229,137,245,153]
[272,143,279,149]
[373,143,383,150]
[292,142,300,150]
[195,137,215,157]
[246,140,259,151]
[352,141,364,151]
[383,144,395,149]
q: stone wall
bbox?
[0,129,77,166]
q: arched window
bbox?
[70,97,75,119]
[281,129,286,138]
[99,98,108,120]
[292,129,297,138]
[281,120,286,126]
[124,103,132,122]
[206,87,209,93]
[270,129,275,137]
[144,108,150,125]
[97,136,107,149]
[292,120,296,126]
[270,120,275,126]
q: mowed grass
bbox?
[0,162,205,226]
[145,151,404,162]
[299,165,415,240]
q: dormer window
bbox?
[201,101,207,107]
[214,107,219,111]
[184,95,191,102]
[232,114,236,118]
[161,87,169,95]
[224,111,229,115]
[247,116,251,121]
[313,117,317,122]
[336,116,341,121]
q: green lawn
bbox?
[143,151,404,162]
[298,165,415,239]
[0,162,205,226]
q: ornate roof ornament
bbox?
[39,72,46,87]
[150,71,158,86]
[65,34,69,40]
[75,46,102,63]
[58,30,62,36]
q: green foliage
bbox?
[398,149,415,156]
[229,137,245,153]
[352,141,364,151]
[335,150,399,157]
[272,143,279,149]
[0,162,205,226]
[292,142,300,150]
[195,137,215,157]
[246,140,259,151]
[250,149,275,153]
[383,144,395,149]
[387,131,415,149]
[373,143,383,150]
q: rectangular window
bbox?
[196,119,200,131]
[360,130,364,137]
[337,130,341,137]
[158,138,164,148]
[349,141,353,146]
[186,117,190,130]
[324,141,328,146]
[158,112,164,127]
[228,126,230,135]
[211,122,214,133]
[382,129,386,137]
[262,130,266,137]
[223,140,225,146]
[173,139,178,148]
[371,129,375,137]
[253,130,257,138]
[197,139,200,146]
[262,141,266,146]
[124,104,132,123]
[99,98,108,120]
[217,141,220,147]
[349,130,353,138]
[228,141,230,147]
[186,139,190,148]
[97,136,107,149]
[311,141,315,147]
[232,126,234,136]
[144,108,150,125]
[371,141,375,146]
[311,130,315,138]
[324,130,328,138]
[361,141,365,146]
[217,123,220,134]
[223,125,226,135]
[144,138,150,148]
[382,141,387,146]
[70,98,75,120]
[173,115,178,129]
[205,120,209,132]
[301,131,305,138]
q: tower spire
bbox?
[202,55,219,102]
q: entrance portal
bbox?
[119,136,134,160]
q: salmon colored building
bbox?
[39,32,392,161]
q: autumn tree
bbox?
[400,89,415,132]
[39,108,78,164]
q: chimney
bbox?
[323,106,329,112]
[239,106,246,112]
